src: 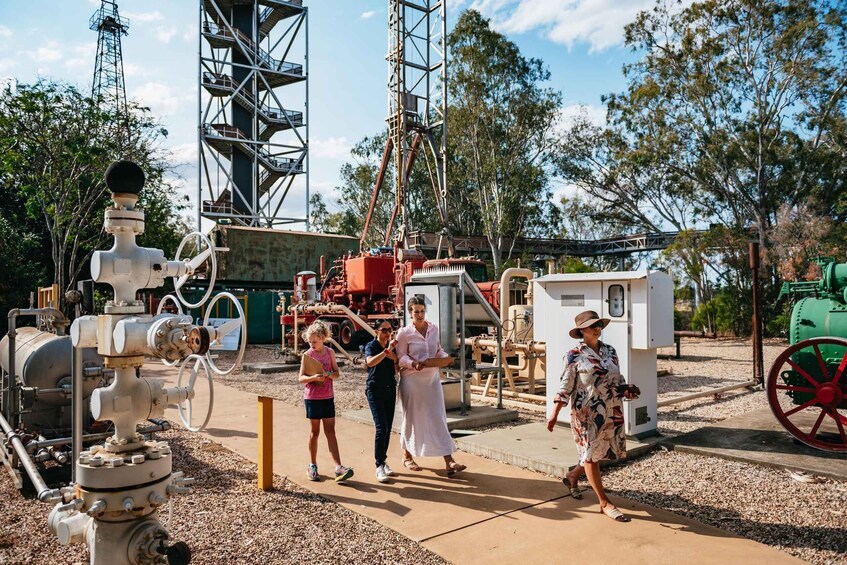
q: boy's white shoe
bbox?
[376,465,390,483]
[382,463,397,477]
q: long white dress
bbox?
[395,321,456,457]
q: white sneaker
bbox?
[375,465,390,483]
[382,463,396,477]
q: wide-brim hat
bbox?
[569,310,610,339]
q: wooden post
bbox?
[258,396,273,491]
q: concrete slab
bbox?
[142,363,806,565]
[342,405,518,432]
[666,407,847,481]
[423,496,805,565]
[455,422,660,477]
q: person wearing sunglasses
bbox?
[394,296,467,477]
[546,310,640,522]
[363,320,400,483]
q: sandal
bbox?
[446,461,466,477]
[600,502,631,522]
[403,458,422,471]
[562,476,582,499]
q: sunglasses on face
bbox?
[589,321,604,329]
[378,327,392,333]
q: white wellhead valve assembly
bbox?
[48,160,246,564]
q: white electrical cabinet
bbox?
[533,270,673,438]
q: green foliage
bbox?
[690,300,717,334]
[766,301,793,338]
[691,287,753,336]
[447,10,563,275]
[0,80,187,314]
[559,257,594,274]
[558,0,847,336]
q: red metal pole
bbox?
[750,241,764,385]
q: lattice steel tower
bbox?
[360,0,453,256]
[199,0,308,228]
[90,1,129,117]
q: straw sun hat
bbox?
[568,310,610,339]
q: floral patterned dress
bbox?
[555,341,627,465]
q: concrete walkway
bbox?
[147,363,805,565]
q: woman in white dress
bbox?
[395,296,467,476]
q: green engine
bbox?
[779,261,847,405]
[772,260,847,452]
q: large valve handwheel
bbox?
[173,232,218,309]
[176,354,214,432]
[767,337,847,452]
[203,292,247,376]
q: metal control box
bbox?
[533,270,673,437]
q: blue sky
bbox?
[0,0,676,231]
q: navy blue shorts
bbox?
[304,398,336,420]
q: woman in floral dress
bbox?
[547,310,640,522]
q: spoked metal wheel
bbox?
[767,337,847,452]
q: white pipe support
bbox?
[499,268,533,325]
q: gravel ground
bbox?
[0,428,447,565]
[2,338,845,564]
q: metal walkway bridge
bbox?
[409,230,705,258]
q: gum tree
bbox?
[0,80,187,312]
[448,10,563,275]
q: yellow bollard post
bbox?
[258,396,273,491]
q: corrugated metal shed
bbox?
[211,226,357,288]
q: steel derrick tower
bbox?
[360,0,453,257]
[199,0,308,228]
[90,1,129,117]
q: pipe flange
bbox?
[76,445,171,490]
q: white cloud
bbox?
[360,10,377,19]
[0,25,13,39]
[182,24,199,43]
[559,103,606,129]
[0,58,18,75]
[309,179,342,205]
[123,11,164,23]
[311,136,352,160]
[131,81,193,117]
[169,142,198,166]
[64,44,96,70]
[470,0,694,52]
[123,62,144,79]
[27,42,63,64]
[154,25,178,43]
[551,181,581,203]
